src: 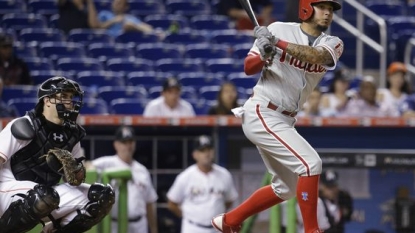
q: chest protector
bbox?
[10,111,86,186]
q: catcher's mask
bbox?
[37,76,84,128]
[299,0,341,21]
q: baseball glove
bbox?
[43,148,86,186]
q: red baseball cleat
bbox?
[211,214,241,233]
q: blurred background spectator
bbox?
[58,0,100,34]
[393,186,415,233]
[0,79,18,118]
[298,88,325,117]
[320,70,352,117]
[0,33,32,86]
[208,81,240,115]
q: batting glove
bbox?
[256,37,276,61]
[254,26,272,38]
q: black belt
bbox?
[112,215,142,222]
[187,219,214,229]
[251,92,297,117]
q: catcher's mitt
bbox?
[43,148,86,186]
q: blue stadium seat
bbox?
[178,72,223,87]
[233,43,252,59]
[49,14,59,28]
[76,71,125,87]
[110,98,146,115]
[318,71,335,92]
[155,59,203,74]
[57,57,103,73]
[211,30,254,45]
[88,43,134,61]
[23,57,54,71]
[19,28,64,43]
[2,86,38,103]
[39,42,86,60]
[13,42,37,57]
[94,0,111,11]
[366,1,405,16]
[165,0,210,17]
[126,71,170,87]
[227,72,259,89]
[80,98,109,115]
[115,32,161,44]
[7,98,38,116]
[98,86,148,104]
[387,16,415,35]
[164,30,209,44]
[136,43,183,61]
[1,13,47,31]
[205,58,245,75]
[191,100,213,115]
[180,86,198,100]
[68,29,114,44]
[0,0,25,14]
[30,70,65,85]
[199,86,221,101]
[144,14,189,30]
[28,0,58,16]
[106,58,154,73]
[148,86,163,98]
[129,0,166,17]
[184,43,230,60]
[390,29,415,62]
[191,15,233,30]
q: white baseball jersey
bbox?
[0,116,89,225]
[143,96,196,117]
[92,155,158,233]
[167,164,238,233]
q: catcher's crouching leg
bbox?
[56,183,115,233]
[0,184,60,233]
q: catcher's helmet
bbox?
[37,77,84,128]
[299,0,341,21]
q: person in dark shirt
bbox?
[208,82,240,115]
[58,0,100,34]
[0,34,32,86]
[0,79,18,118]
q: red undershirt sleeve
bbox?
[244,54,265,75]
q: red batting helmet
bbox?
[299,0,342,21]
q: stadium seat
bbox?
[115,31,161,44]
[178,72,223,87]
[211,30,254,45]
[28,0,58,16]
[366,1,405,16]
[184,43,230,60]
[23,57,54,71]
[13,41,37,57]
[76,71,125,87]
[39,42,86,61]
[110,98,146,115]
[165,0,210,17]
[19,28,64,43]
[233,43,252,59]
[190,15,233,30]
[2,86,38,103]
[136,43,183,61]
[88,43,134,61]
[94,0,111,11]
[387,16,415,35]
[144,14,189,30]
[106,58,154,73]
[191,100,213,115]
[126,71,171,87]
[129,0,166,17]
[155,59,203,74]
[0,0,25,14]
[80,99,109,115]
[30,70,65,85]
[227,72,259,89]
[7,98,38,116]
[68,29,114,44]
[199,86,221,101]
[205,58,245,75]
[98,86,148,104]
[180,86,198,100]
[1,13,47,31]
[164,30,209,44]
[148,86,163,98]
[48,14,59,28]
[57,57,103,73]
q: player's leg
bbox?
[0,181,60,233]
[50,183,115,233]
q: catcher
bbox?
[0,77,115,233]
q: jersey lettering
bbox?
[279,50,326,73]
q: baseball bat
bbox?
[237,0,273,53]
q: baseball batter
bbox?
[0,77,115,233]
[90,126,158,233]
[212,0,344,233]
[167,135,238,233]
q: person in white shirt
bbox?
[167,135,238,233]
[89,126,158,233]
[143,77,196,117]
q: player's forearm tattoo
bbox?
[285,43,334,65]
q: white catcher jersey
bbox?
[167,164,238,226]
[249,22,344,112]
[92,156,158,218]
